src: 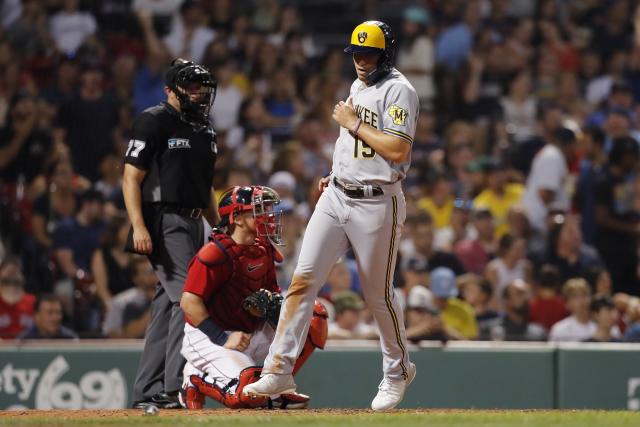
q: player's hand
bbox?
[224,332,251,351]
[318,176,330,193]
[133,225,153,254]
[332,98,358,130]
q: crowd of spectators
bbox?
[1,0,640,343]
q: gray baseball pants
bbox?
[262,181,411,381]
[132,212,204,401]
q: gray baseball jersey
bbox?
[333,68,419,185]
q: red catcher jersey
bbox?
[183,233,280,333]
[0,293,35,338]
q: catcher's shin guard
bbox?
[235,367,270,408]
[190,375,227,405]
[180,384,205,409]
[293,300,328,375]
[191,367,269,409]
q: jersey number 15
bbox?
[353,136,376,159]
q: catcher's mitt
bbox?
[242,289,283,328]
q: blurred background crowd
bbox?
[1,0,640,343]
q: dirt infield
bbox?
[0,408,586,418]
[0,408,415,418]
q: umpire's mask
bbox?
[166,58,217,131]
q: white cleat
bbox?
[370,362,417,411]
[243,374,296,397]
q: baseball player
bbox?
[245,21,420,410]
[178,186,327,409]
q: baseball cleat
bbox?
[370,362,417,411]
[133,391,183,410]
[242,373,296,397]
[271,392,310,409]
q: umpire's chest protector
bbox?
[207,234,279,332]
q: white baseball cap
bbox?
[407,285,439,314]
[268,171,296,193]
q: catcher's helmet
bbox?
[217,186,283,245]
[344,21,395,85]
[165,58,217,130]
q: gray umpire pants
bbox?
[132,212,204,401]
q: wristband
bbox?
[197,318,228,346]
[351,118,363,135]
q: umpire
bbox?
[122,58,220,409]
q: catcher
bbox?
[179,186,327,409]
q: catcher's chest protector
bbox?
[207,234,279,332]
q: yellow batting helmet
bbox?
[345,21,387,53]
[344,21,395,84]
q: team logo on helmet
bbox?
[357,31,368,44]
[388,105,407,126]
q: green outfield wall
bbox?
[0,342,638,410]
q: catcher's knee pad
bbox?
[180,384,205,409]
[293,300,328,375]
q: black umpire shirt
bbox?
[124,102,217,208]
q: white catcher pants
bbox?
[181,322,275,391]
[262,181,411,380]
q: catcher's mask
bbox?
[344,20,395,85]
[165,58,217,131]
[217,186,283,246]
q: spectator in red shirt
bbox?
[0,258,35,339]
[529,264,569,331]
[454,208,496,275]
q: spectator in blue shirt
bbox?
[18,294,78,339]
[573,127,607,245]
[435,1,482,72]
[53,189,106,281]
